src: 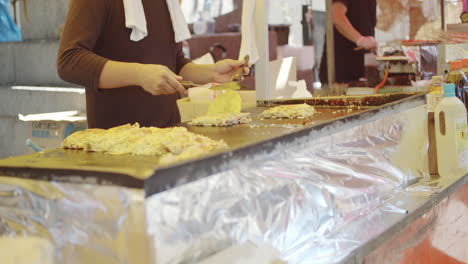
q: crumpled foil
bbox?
[146,106,428,264]
[0,177,148,264]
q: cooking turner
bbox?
[206,55,250,115]
[180,80,204,89]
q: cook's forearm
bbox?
[179,63,215,84]
[98,61,142,89]
[100,61,186,96]
[332,4,361,43]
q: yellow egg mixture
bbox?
[61,123,228,164]
[259,104,317,119]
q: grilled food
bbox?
[189,113,252,127]
[259,104,317,119]
[61,123,228,164]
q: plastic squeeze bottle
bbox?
[434,84,468,177]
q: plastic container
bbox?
[434,84,468,177]
[188,87,215,103]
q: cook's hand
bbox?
[212,59,251,83]
[356,36,377,50]
[137,64,187,96]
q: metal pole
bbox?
[255,0,270,100]
[441,0,445,30]
[437,44,447,76]
[437,0,447,75]
[325,0,335,87]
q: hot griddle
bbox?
[0,93,425,194]
[257,92,414,107]
[182,106,365,147]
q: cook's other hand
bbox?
[212,59,250,83]
[137,64,187,96]
[356,36,377,50]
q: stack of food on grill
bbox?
[61,123,228,164]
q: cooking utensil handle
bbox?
[233,55,250,82]
[180,80,196,89]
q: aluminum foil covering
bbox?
[146,106,429,263]
[0,177,149,264]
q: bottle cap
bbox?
[450,60,462,70]
[463,58,468,68]
[443,83,456,97]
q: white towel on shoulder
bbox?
[166,0,192,43]
[123,0,191,43]
[123,0,147,42]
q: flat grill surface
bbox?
[183,106,365,147]
[0,93,422,188]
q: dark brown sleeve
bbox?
[175,42,192,74]
[57,0,110,91]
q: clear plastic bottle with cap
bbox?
[434,83,468,177]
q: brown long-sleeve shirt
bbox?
[57,0,190,129]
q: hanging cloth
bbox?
[123,0,191,42]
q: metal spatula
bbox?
[180,80,204,89]
[206,55,250,115]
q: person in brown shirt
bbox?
[320,0,377,83]
[57,0,246,129]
